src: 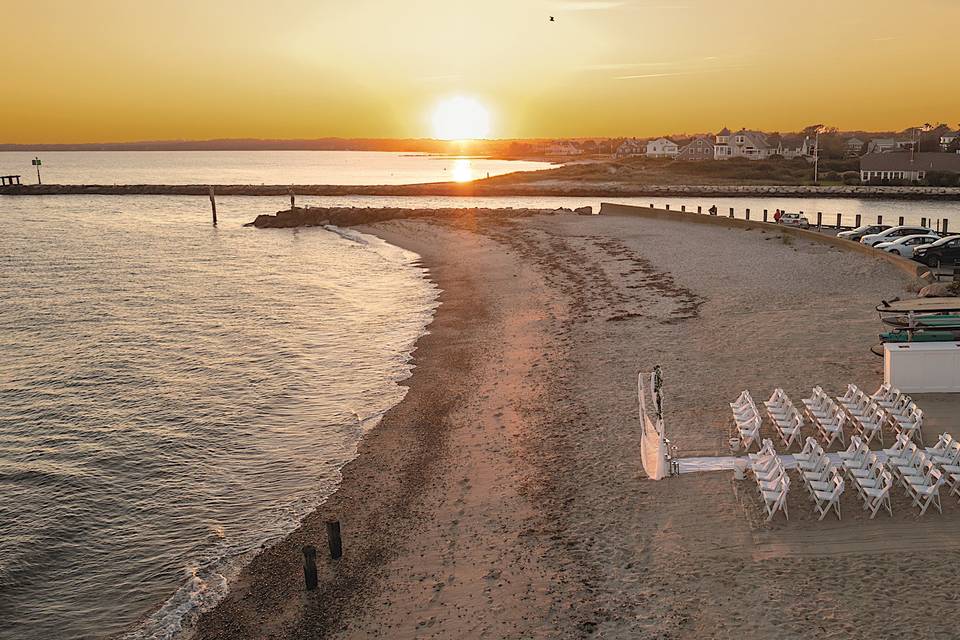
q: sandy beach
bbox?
[193,209,960,639]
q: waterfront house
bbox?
[860,152,960,182]
[714,128,773,160]
[544,142,582,156]
[614,138,645,157]
[677,136,714,161]
[845,137,865,157]
[866,138,897,154]
[646,138,679,158]
[941,130,960,151]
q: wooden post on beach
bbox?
[763,209,768,222]
[944,219,949,234]
[209,187,217,226]
[855,214,861,227]
[746,208,750,220]
[681,205,686,212]
[817,212,822,229]
[665,204,670,210]
[697,205,702,214]
[302,545,318,590]
[836,213,842,229]
[649,203,654,208]
[729,207,734,218]
[326,521,343,560]
[922,217,927,227]
[898,216,905,226]
[877,215,883,225]
[937,219,941,233]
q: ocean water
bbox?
[0,195,438,639]
[0,150,552,186]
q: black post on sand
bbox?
[855,214,862,227]
[746,208,750,220]
[729,207,734,218]
[836,213,842,229]
[302,545,318,590]
[327,521,343,560]
[817,212,822,229]
[763,209,768,222]
[209,187,217,226]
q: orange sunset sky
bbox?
[2,0,959,144]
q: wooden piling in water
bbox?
[303,545,318,590]
[209,187,217,226]
[327,521,343,560]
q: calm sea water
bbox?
[0,151,552,185]
[0,195,438,639]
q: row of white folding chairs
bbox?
[925,433,960,501]
[837,437,893,518]
[880,435,946,515]
[749,439,789,521]
[801,387,847,448]
[730,391,762,451]
[836,385,887,447]
[764,389,804,451]
[871,383,924,445]
[793,437,844,520]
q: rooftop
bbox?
[860,152,960,172]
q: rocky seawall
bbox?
[3,182,960,199]
[245,206,593,228]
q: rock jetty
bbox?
[246,206,569,228]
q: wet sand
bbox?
[193,210,960,640]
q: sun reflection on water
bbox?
[451,158,473,182]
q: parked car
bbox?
[874,234,942,258]
[912,235,960,267]
[777,212,810,229]
[837,224,890,241]
[861,225,937,247]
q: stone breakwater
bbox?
[245,206,593,228]
[2,182,960,199]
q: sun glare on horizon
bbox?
[431,97,491,141]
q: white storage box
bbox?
[884,342,960,393]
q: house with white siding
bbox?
[645,138,679,158]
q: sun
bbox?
[431,96,491,141]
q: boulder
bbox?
[574,206,593,215]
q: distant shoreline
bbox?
[3,182,960,199]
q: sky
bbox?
[2,0,959,143]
